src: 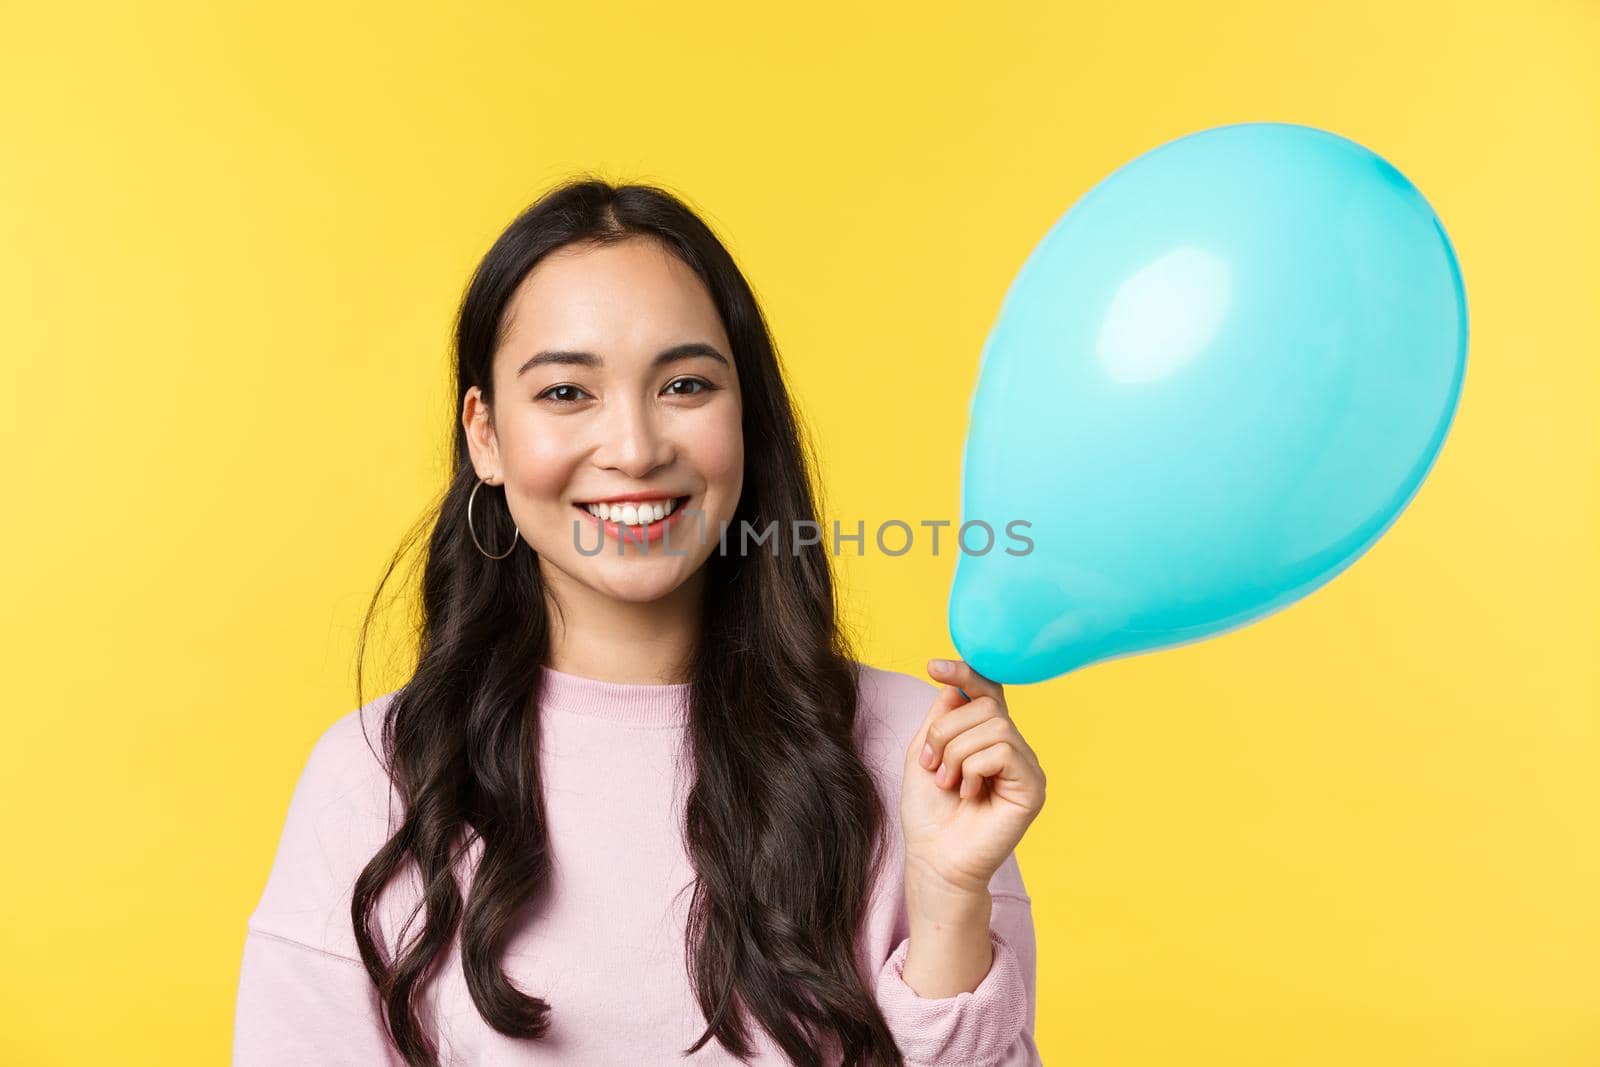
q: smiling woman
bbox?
[460,235,747,621]
[232,178,1045,1066]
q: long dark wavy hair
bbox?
[348,178,905,1066]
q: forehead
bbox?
[498,238,728,362]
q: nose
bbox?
[593,393,675,478]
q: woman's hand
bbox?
[901,658,1047,899]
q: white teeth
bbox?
[584,497,682,525]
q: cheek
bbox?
[503,423,577,502]
[693,411,745,493]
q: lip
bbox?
[573,495,694,546]
[574,490,692,506]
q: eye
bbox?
[664,377,713,397]
[537,383,591,404]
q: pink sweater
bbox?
[233,663,1041,1066]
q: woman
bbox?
[233,178,1048,1066]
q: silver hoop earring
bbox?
[468,476,520,560]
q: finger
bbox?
[958,740,1027,799]
[927,658,1006,711]
[906,683,973,770]
[921,695,1004,771]
[933,715,1013,790]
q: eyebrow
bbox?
[515,342,729,377]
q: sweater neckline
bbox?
[538,664,693,728]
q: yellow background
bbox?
[2,2,1595,1064]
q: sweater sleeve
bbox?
[872,880,1043,1067]
[233,701,413,1066]
[233,930,407,1066]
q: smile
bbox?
[573,495,691,528]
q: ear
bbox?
[462,386,501,482]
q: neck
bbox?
[539,561,705,684]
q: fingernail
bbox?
[920,743,935,769]
[930,659,953,673]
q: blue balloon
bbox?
[949,122,1467,684]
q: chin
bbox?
[586,564,696,605]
